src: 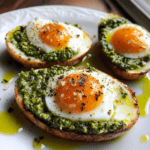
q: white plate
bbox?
[0,5,149,150]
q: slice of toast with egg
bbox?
[5,18,92,68]
[98,14,150,80]
[15,66,139,141]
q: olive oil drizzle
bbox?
[32,128,87,150]
[2,71,16,84]
[0,103,26,135]
[0,43,149,148]
[132,75,150,117]
[140,135,149,143]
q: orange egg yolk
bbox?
[111,27,147,54]
[39,24,70,48]
[56,73,103,114]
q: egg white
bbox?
[106,24,150,59]
[26,18,84,53]
[45,68,135,122]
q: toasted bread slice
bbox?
[14,67,139,142]
[6,29,92,69]
[98,14,150,80]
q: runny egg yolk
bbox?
[39,24,70,48]
[56,73,103,114]
[111,27,147,54]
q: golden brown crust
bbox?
[98,14,150,80]
[14,69,139,142]
[6,31,92,69]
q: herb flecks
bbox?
[81,103,86,111]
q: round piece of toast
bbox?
[15,67,139,142]
[6,28,92,69]
[98,14,150,80]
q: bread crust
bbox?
[14,70,139,142]
[6,31,92,69]
[98,14,150,80]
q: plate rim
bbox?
[0,5,106,17]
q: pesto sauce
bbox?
[98,17,150,71]
[17,65,125,135]
[9,26,77,63]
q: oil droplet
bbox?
[0,111,23,134]
[140,135,149,143]
[33,140,42,150]
[32,128,87,150]
[0,103,26,135]
[132,75,150,117]
[75,44,113,76]
[2,71,16,84]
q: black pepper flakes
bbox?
[8,107,13,113]
[58,75,64,79]
[82,73,88,77]
[38,47,41,51]
[86,70,92,73]
[48,94,53,97]
[95,93,101,101]
[101,85,105,88]
[81,103,86,111]
[79,82,85,87]
[75,89,79,92]
[43,31,46,34]
[50,89,54,92]
[66,87,69,91]
[20,26,24,32]
[34,136,44,145]
[71,78,75,84]
[98,91,103,95]
[58,31,62,35]
[108,110,111,115]
[2,79,8,83]
[82,95,87,98]
[76,34,80,38]
[80,76,86,82]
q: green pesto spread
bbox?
[17,65,125,135]
[98,16,150,71]
[120,87,127,99]
[8,26,77,63]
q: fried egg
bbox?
[106,24,150,58]
[45,68,136,122]
[26,18,84,53]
